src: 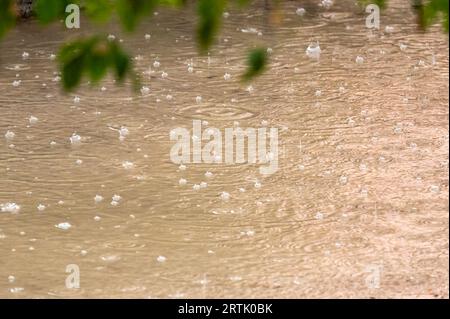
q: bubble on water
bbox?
[193,184,201,191]
[112,194,122,202]
[220,191,230,201]
[254,181,262,189]
[347,118,356,126]
[153,61,160,68]
[200,182,208,189]
[28,115,38,125]
[107,34,116,41]
[75,159,83,165]
[243,229,255,236]
[195,96,202,103]
[166,94,173,100]
[224,73,231,81]
[430,185,440,193]
[229,275,242,282]
[179,178,187,186]
[339,175,348,185]
[156,255,167,263]
[141,86,150,95]
[122,161,134,169]
[12,80,21,87]
[94,216,101,221]
[315,90,322,97]
[80,250,88,256]
[101,255,120,262]
[399,43,407,51]
[8,275,15,283]
[315,212,324,220]
[94,195,104,203]
[4,130,15,140]
[205,171,213,178]
[161,71,168,78]
[296,7,306,16]
[145,34,151,40]
[73,96,80,103]
[360,187,368,197]
[321,0,334,9]
[188,66,194,73]
[118,126,129,140]
[359,163,367,173]
[179,164,187,171]
[22,52,29,59]
[55,222,71,230]
[239,187,246,193]
[1,203,21,214]
[306,42,321,60]
[37,204,46,211]
[49,54,56,60]
[384,25,394,33]
[69,133,81,144]
[267,47,273,54]
[223,12,230,18]
[355,56,364,64]
[10,287,24,294]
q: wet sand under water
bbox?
[0,1,448,298]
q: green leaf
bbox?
[84,0,115,22]
[415,0,449,32]
[116,0,157,31]
[58,36,134,91]
[197,0,226,53]
[61,52,85,90]
[358,0,386,10]
[34,0,68,24]
[110,42,131,81]
[242,48,268,81]
[87,43,111,83]
[0,0,16,39]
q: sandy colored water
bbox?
[0,0,448,298]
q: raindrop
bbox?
[55,222,71,230]
[306,42,321,60]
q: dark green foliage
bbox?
[243,48,268,81]
[197,0,226,53]
[84,0,115,22]
[116,0,157,31]
[34,0,71,23]
[58,37,134,91]
[415,0,449,32]
[0,0,16,39]
[358,0,387,10]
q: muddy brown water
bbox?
[0,1,448,298]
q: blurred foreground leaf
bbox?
[116,0,158,31]
[34,0,70,24]
[197,0,226,53]
[58,36,135,91]
[0,0,16,39]
[84,0,115,22]
[416,0,449,32]
[358,0,387,10]
[242,48,268,81]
